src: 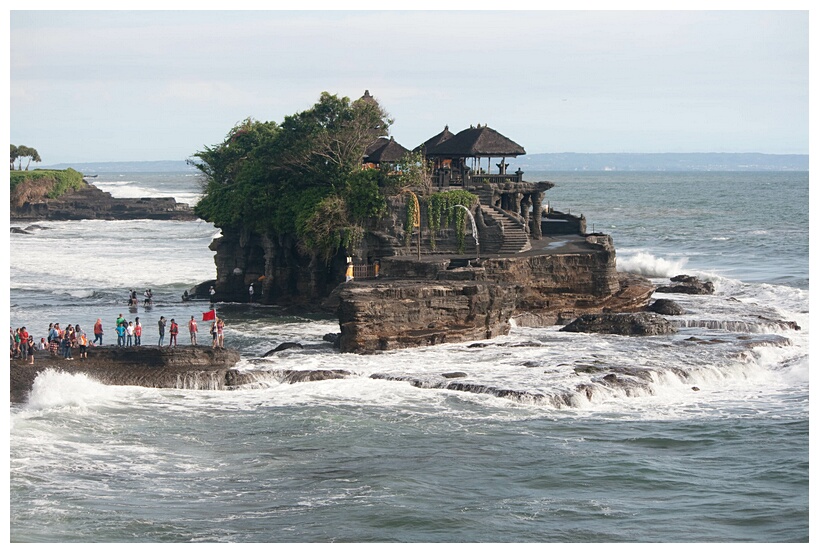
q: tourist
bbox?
[116,322,126,347]
[248,283,254,303]
[216,318,225,348]
[209,286,216,305]
[158,316,166,346]
[188,316,198,345]
[27,336,36,365]
[169,318,179,347]
[345,263,354,282]
[78,332,88,359]
[19,326,29,361]
[93,318,103,345]
[134,317,142,346]
[75,325,83,346]
[210,320,218,348]
[126,321,134,347]
[48,324,60,356]
[63,326,73,359]
[116,313,125,329]
[39,337,47,350]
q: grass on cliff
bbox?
[9,168,86,207]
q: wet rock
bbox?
[442,372,467,379]
[262,342,303,356]
[647,298,684,316]
[279,369,350,383]
[656,274,715,295]
[560,313,675,336]
[10,346,241,403]
[10,227,30,234]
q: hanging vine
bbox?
[425,190,478,252]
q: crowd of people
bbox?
[10,312,227,364]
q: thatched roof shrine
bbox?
[363,137,411,164]
[425,125,526,158]
[415,125,456,153]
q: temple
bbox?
[358,91,571,257]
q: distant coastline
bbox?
[41,152,808,174]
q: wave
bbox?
[616,251,687,277]
[25,369,117,411]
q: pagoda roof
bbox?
[363,137,411,163]
[415,125,456,153]
[425,124,526,157]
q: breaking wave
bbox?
[616,251,687,277]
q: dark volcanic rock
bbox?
[560,313,675,336]
[442,371,467,379]
[11,183,196,221]
[262,342,304,356]
[10,345,241,403]
[656,274,715,295]
[647,298,684,316]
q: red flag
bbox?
[202,309,216,321]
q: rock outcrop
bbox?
[337,280,517,353]
[332,238,656,352]
[10,183,196,221]
[560,313,675,336]
[10,346,240,403]
[647,298,685,315]
[656,274,715,295]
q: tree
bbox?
[11,145,41,170]
[191,92,392,262]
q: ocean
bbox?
[8,170,809,542]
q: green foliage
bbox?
[10,144,41,170]
[10,168,84,198]
[191,92,391,261]
[390,150,433,194]
[345,169,386,222]
[425,190,478,252]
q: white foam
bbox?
[616,251,688,277]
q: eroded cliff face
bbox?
[209,229,349,305]
[336,280,517,353]
[10,184,196,221]
[332,236,655,353]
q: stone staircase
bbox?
[480,205,531,255]
[469,185,531,255]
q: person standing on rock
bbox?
[18,327,29,362]
[134,317,142,346]
[27,336,36,364]
[93,318,103,345]
[209,286,216,306]
[126,321,134,347]
[188,316,198,345]
[169,318,179,347]
[158,316,166,346]
[216,318,225,349]
[248,283,254,303]
[78,332,88,359]
[116,322,126,347]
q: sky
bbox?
[8,6,811,164]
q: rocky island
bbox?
[10,168,195,221]
[190,91,655,352]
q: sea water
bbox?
[8,171,809,542]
